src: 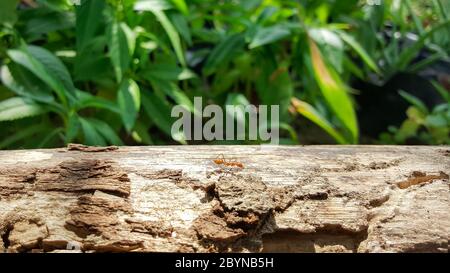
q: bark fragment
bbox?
[397,171,449,189]
[35,159,130,197]
[4,218,49,252]
[67,144,119,152]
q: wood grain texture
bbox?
[0,145,448,253]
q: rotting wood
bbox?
[396,171,449,189]
[67,143,119,152]
[0,145,448,253]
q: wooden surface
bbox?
[0,145,448,253]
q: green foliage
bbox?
[379,89,450,145]
[0,0,19,25]
[117,78,140,132]
[0,97,46,121]
[107,21,136,82]
[307,38,358,143]
[0,0,448,148]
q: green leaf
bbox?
[134,1,186,66]
[79,117,107,146]
[279,122,299,143]
[108,21,136,82]
[23,10,75,39]
[396,119,420,142]
[75,90,121,114]
[211,69,240,96]
[0,64,54,103]
[87,118,124,145]
[169,12,192,46]
[396,20,450,70]
[134,0,173,11]
[76,0,106,51]
[404,0,425,34]
[308,38,358,143]
[399,90,429,115]
[0,97,47,122]
[74,36,111,81]
[292,98,346,144]
[309,28,344,73]
[432,81,450,103]
[152,9,186,67]
[7,44,73,106]
[407,51,446,73]
[39,0,73,11]
[432,103,449,114]
[225,93,251,128]
[150,79,196,115]
[226,93,250,107]
[117,78,141,132]
[336,31,380,74]
[343,56,364,80]
[249,25,291,49]
[0,0,19,25]
[27,45,76,95]
[203,34,245,75]
[142,63,196,81]
[433,0,449,21]
[170,0,189,15]
[132,121,154,144]
[425,114,448,128]
[141,91,175,137]
[74,54,111,82]
[257,66,293,121]
[406,106,426,124]
[66,113,80,144]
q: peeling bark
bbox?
[0,145,448,253]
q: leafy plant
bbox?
[379,86,450,145]
[0,0,448,148]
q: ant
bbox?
[213,154,244,169]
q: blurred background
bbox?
[0,0,449,148]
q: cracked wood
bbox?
[0,145,449,253]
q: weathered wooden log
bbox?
[0,145,448,253]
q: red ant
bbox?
[213,154,244,169]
